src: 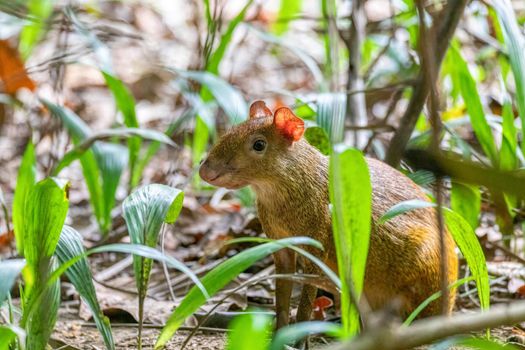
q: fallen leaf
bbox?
[0,40,36,95]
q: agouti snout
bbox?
[199,100,458,328]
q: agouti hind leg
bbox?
[274,249,296,329]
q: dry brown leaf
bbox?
[0,40,36,95]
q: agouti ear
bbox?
[249,100,273,119]
[273,107,305,142]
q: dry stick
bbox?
[345,0,368,148]
[415,0,449,316]
[326,300,525,350]
[385,0,469,167]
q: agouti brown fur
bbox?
[199,101,458,328]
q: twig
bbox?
[344,0,368,148]
[325,300,525,350]
[385,0,469,167]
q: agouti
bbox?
[199,100,458,328]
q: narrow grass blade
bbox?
[55,226,115,350]
[18,0,53,58]
[378,199,436,224]
[206,0,254,75]
[491,0,525,155]
[154,237,321,349]
[500,98,518,171]
[447,44,498,165]
[329,146,372,337]
[226,311,272,350]
[0,259,25,305]
[42,99,92,140]
[444,209,489,311]
[270,322,342,350]
[102,72,141,188]
[12,142,36,253]
[451,182,480,230]
[271,0,303,35]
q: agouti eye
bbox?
[252,139,267,152]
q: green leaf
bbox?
[378,199,436,224]
[226,311,272,350]
[55,226,115,350]
[0,259,25,305]
[102,72,141,188]
[271,0,303,35]
[304,126,330,155]
[42,99,92,140]
[18,0,53,59]
[95,143,128,233]
[500,98,518,171]
[447,44,499,165]
[12,142,36,254]
[53,127,176,176]
[154,237,322,349]
[23,178,69,279]
[0,325,24,350]
[270,322,342,350]
[447,337,519,350]
[444,209,489,311]
[122,184,185,339]
[403,276,474,326]
[316,93,346,144]
[491,0,525,156]
[451,182,480,230]
[174,70,248,124]
[329,146,372,337]
[206,0,254,75]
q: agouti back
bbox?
[199,101,458,327]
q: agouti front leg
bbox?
[274,249,296,329]
[295,263,318,323]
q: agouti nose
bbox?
[199,159,220,183]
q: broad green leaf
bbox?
[451,182,480,230]
[403,276,474,326]
[271,0,303,35]
[122,184,184,340]
[24,258,60,350]
[378,199,436,224]
[226,312,272,350]
[23,178,69,282]
[0,325,25,350]
[206,0,254,75]
[407,170,435,187]
[102,72,141,188]
[52,127,176,176]
[174,70,248,124]
[316,93,346,144]
[304,126,330,155]
[492,0,525,156]
[329,146,371,337]
[447,44,498,165]
[444,209,489,311]
[55,226,115,350]
[18,0,53,58]
[270,322,342,350]
[0,259,25,305]
[12,142,36,253]
[95,143,128,233]
[42,99,92,140]
[154,237,321,349]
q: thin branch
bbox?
[326,300,525,350]
[385,0,469,167]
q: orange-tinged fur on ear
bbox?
[249,100,273,119]
[274,107,305,141]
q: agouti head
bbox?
[199,100,305,189]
